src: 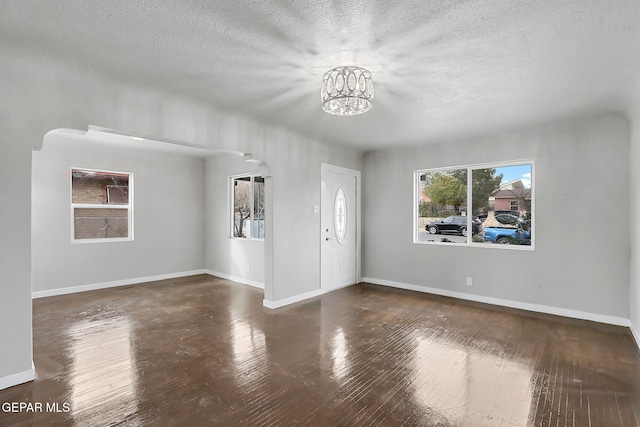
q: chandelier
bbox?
[321,66,374,115]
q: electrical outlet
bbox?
[246,264,251,272]
[466,277,473,287]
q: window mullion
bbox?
[249,176,254,239]
[467,167,472,244]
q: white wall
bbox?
[630,101,640,341]
[210,133,364,302]
[0,137,33,386]
[254,137,362,302]
[0,37,636,390]
[363,113,630,320]
[31,131,206,294]
[0,45,362,387]
[205,154,265,287]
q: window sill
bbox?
[230,237,265,242]
[414,240,534,250]
[72,238,133,245]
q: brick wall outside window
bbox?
[71,169,131,241]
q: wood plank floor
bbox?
[1,275,639,426]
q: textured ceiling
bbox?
[3,1,640,149]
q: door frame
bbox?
[320,163,361,291]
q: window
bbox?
[415,161,533,248]
[71,169,132,243]
[232,175,265,239]
[107,185,128,204]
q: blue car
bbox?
[483,221,531,245]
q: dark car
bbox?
[494,210,517,216]
[426,215,480,237]
[477,211,515,222]
[494,214,520,225]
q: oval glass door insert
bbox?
[334,187,347,245]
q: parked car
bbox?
[494,213,520,225]
[477,212,519,224]
[426,215,480,237]
[472,217,483,230]
[483,221,531,245]
[495,210,517,216]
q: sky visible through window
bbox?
[494,165,531,189]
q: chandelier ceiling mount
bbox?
[321,66,374,116]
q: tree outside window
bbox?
[416,162,533,247]
[232,175,265,239]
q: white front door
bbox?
[321,165,358,291]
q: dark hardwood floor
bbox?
[1,275,639,426]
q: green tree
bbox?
[423,172,466,215]
[468,168,503,212]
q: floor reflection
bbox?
[68,316,137,423]
[5,277,637,426]
[231,319,267,385]
[412,336,532,426]
[331,327,349,382]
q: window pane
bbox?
[233,177,251,238]
[474,164,532,246]
[253,176,265,239]
[418,168,468,243]
[72,170,129,204]
[71,169,132,242]
[74,208,128,239]
[107,186,129,205]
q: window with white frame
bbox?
[415,161,533,248]
[71,169,132,242]
[232,175,265,239]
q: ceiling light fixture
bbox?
[321,66,374,116]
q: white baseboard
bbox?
[263,289,324,309]
[0,363,35,391]
[205,270,264,289]
[32,270,207,299]
[630,322,640,351]
[362,277,631,328]
[263,283,355,309]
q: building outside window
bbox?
[415,161,533,248]
[71,169,132,242]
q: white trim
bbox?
[204,270,264,289]
[32,270,206,299]
[263,289,324,309]
[630,322,640,350]
[70,167,134,244]
[362,277,631,327]
[263,282,354,309]
[71,203,129,209]
[71,236,133,245]
[229,174,265,240]
[414,159,535,250]
[320,163,362,290]
[0,364,35,391]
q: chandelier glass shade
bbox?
[321,66,374,115]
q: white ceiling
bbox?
[3,1,640,149]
